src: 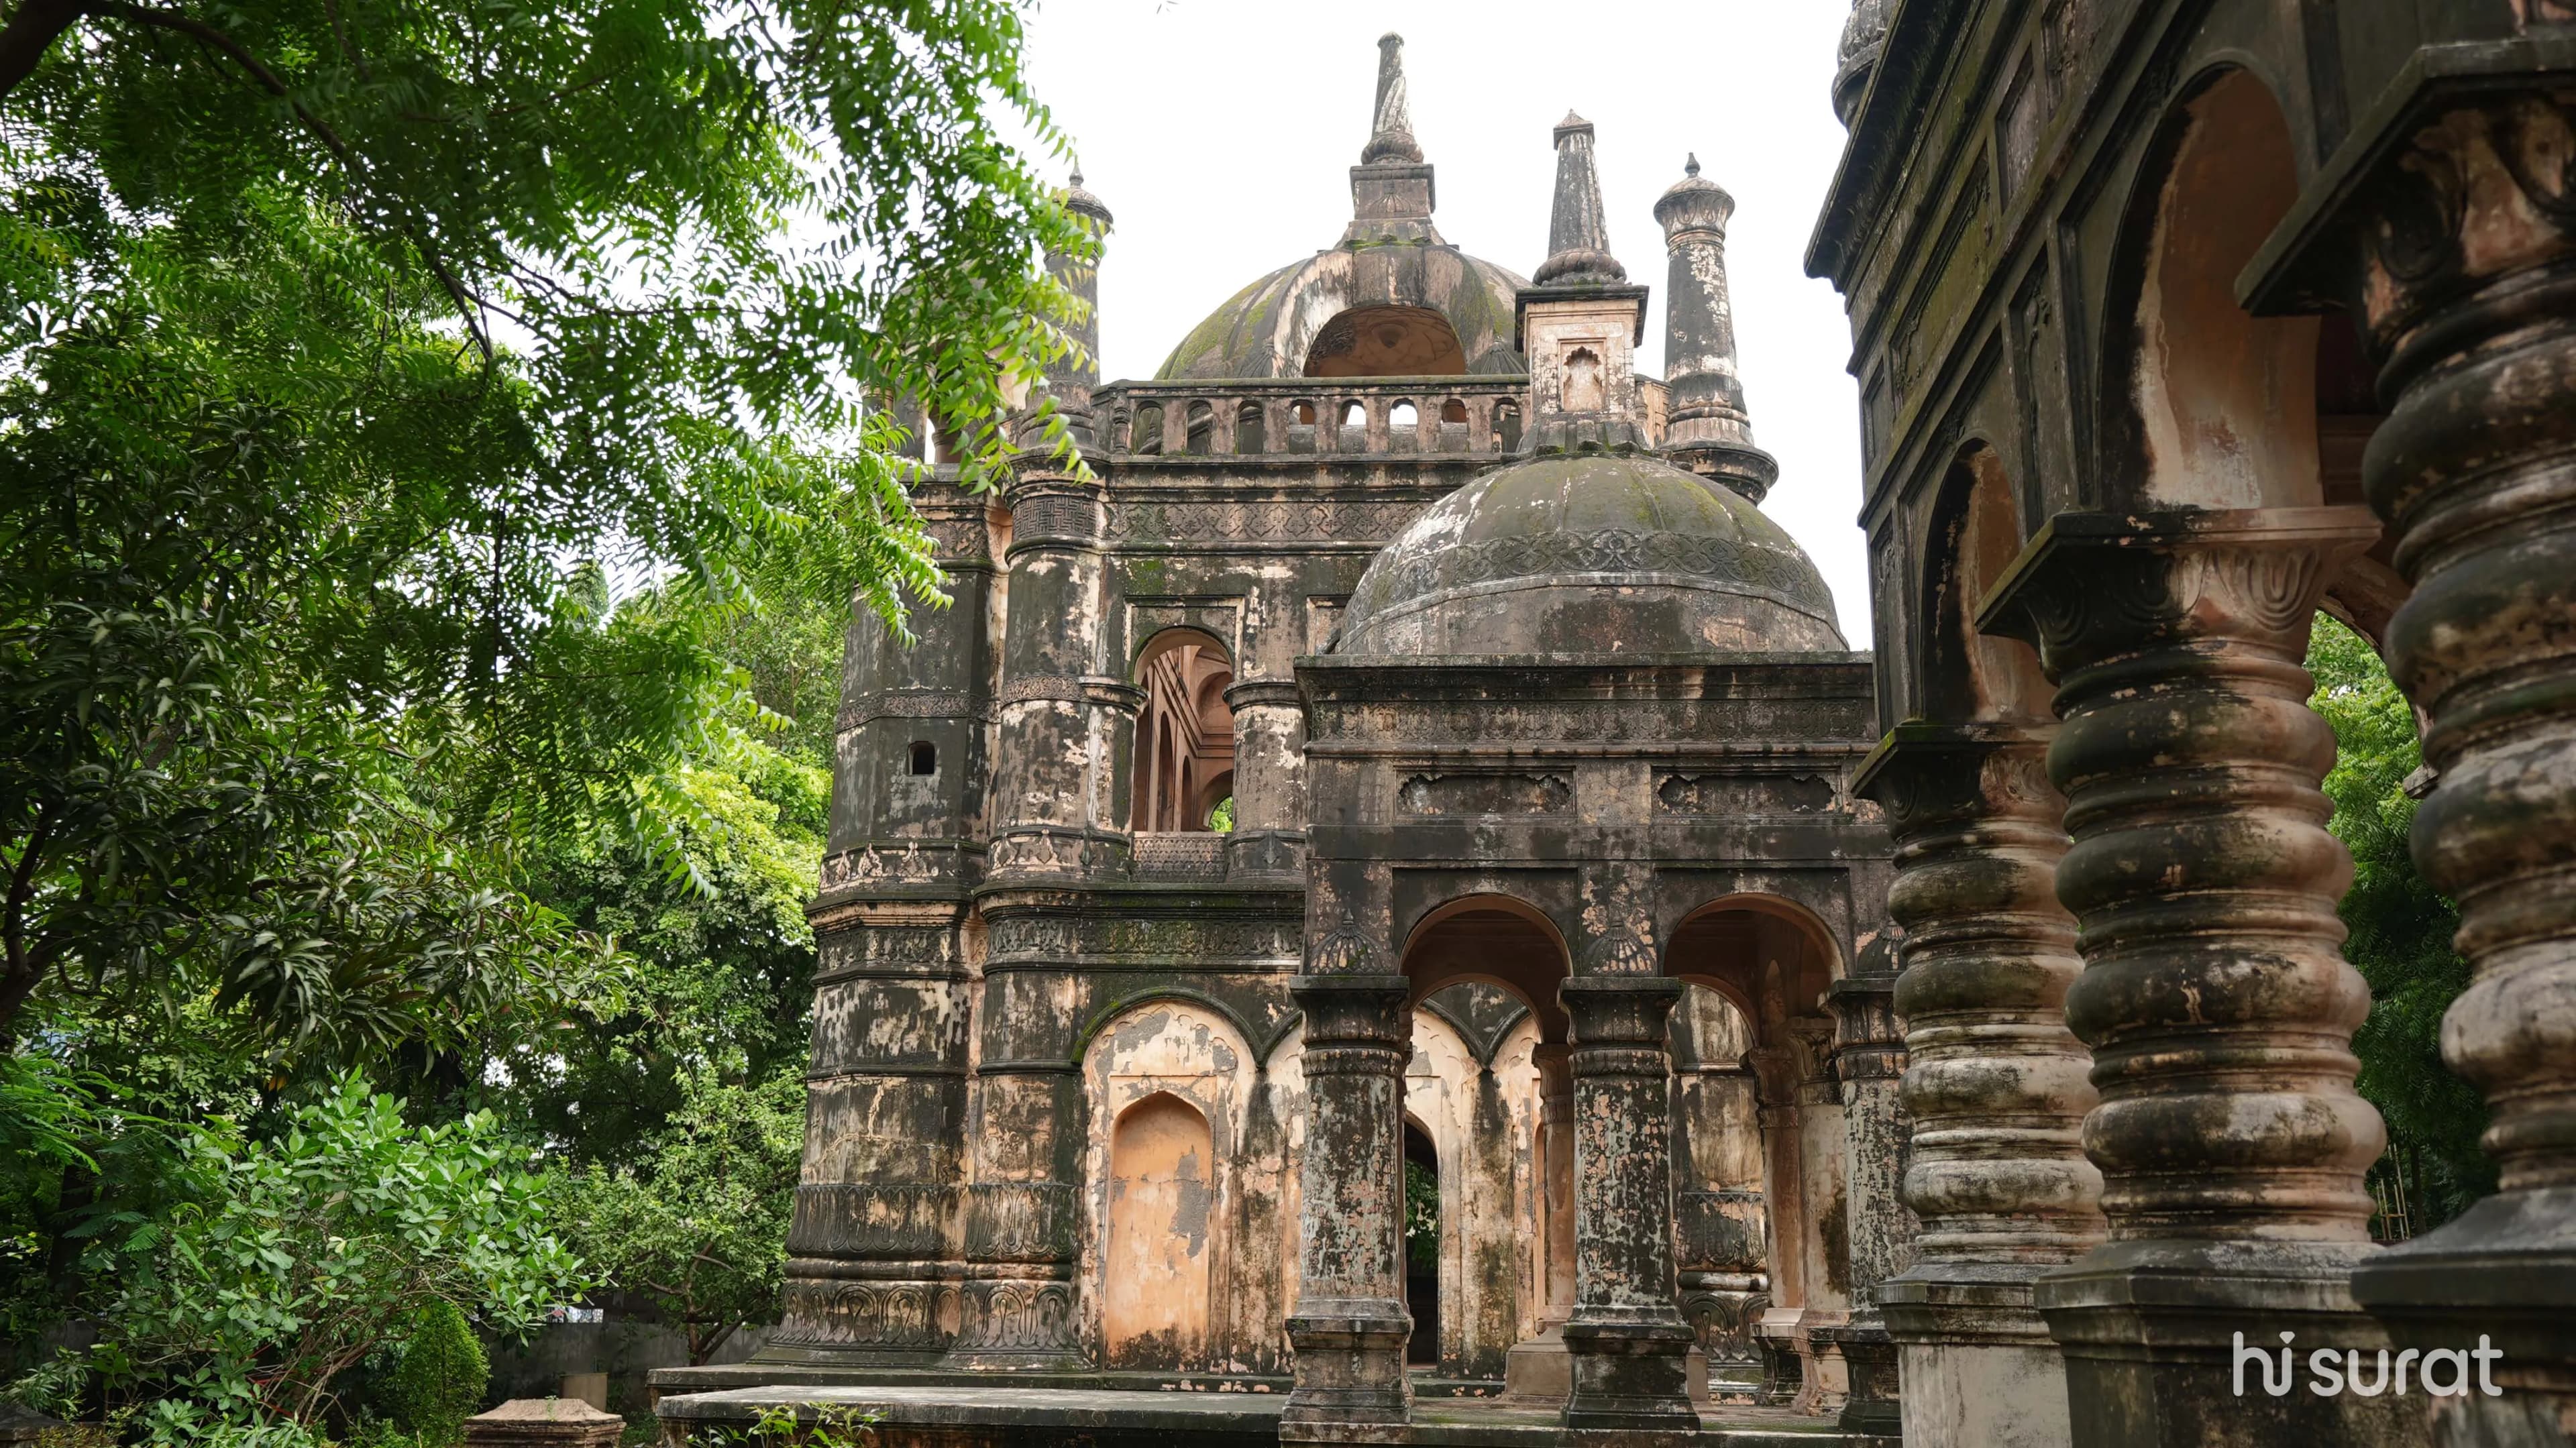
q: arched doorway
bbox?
[1132,630,1235,833]
[1663,895,1842,1408]
[1403,1119,1440,1366]
[1104,1093,1215,1368]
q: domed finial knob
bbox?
[1685,153,1700,178]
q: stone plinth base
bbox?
[1882,1266,2074,1448]
[1505,1326,1709,1408]
[464,1398,624,1448]
[2351,1184,2576,1446]
[656,1382,1866,1447]
[2036,1240,2423,1448]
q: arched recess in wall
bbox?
[1303,304,1468,378]
[1103,1093,1215,1368]
[1404,983,1544,1379]
[1081,997,1279,1374]
[1131,628,1236,833]
[1401,893,1572,1044]
[1662,893,1846,1322]
[1920,445,2052,724]
[2100,66,2319,513]
[1668,984,1770,1370]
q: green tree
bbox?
[562,1070,803,1365]
[85,1074,578,1432]
[2308,613,2493,1227]
[382,1301,488,1447]
[0,0,1089,1053]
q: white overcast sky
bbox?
[1018,0,1870,638]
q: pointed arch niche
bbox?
[1132,630,1236,833]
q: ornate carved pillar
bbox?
[2245,74,2576,1443]
[1283,915,1412,1437]
[1821,975,1911,1439]
[1557,972,1697,1431]
[1853,723,2104,1448]
[1982,507,2414,1447]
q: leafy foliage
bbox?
[2308,613,2493,1227]
[380,1302,487,1446]
[562,1070,802,1364]
[1402,1160,1438,1274]
[85,1075,579,1431]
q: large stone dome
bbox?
[1333,451,1847,656]
[1156,244,1529,380]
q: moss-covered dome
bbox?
[1155,243,1528,380]
[1334,451,1847,656]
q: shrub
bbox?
[383,1302,488,1445]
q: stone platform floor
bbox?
[653,1383,1861,1447]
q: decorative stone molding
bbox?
[1107,498,1429,545]
[1355,524,1836,616]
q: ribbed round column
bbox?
[1854,723,2103,1448]
[1984,507,2414,1447]
[2294,90,2576,1443]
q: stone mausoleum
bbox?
[663,0,2576,1441]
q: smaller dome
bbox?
[1335,451,1846,657]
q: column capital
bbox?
[1978,507,2381,675]
[1823,976,1906,1086]
[2243,51,2576,353]
[1852,720,2057,836]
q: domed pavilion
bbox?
[653,32,1904,1447]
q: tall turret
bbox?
[1515,113,1650,453]
[1655,156,1777,502]
[1032,171,1112,448]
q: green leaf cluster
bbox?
[2308,614,2494,1227]
[82,1074,579,1432]
[379,1302,486,1446]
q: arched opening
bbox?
[1131,402,1165,455]
[1562,347,1605,412]
[1491,400,1522,453]
[1922,445,2052,724]
[1669,984,1770,1381]
[1235,402,1265,455]
[2106,68,2320,510]
[906,740,938,777]
[1185,400,1215,456]
[1302,304,1468,378]
[1400,897,1569,1376]
[1663,897,1845,1333]
[1131,630,1236,833]
[1401,897,1571,1045]
[1440,398,1469,425]
[1403,1119,1441,1366]
[1389,399,1419,430]
[1340,399,1366,429]
[1104,1092,1215,1368]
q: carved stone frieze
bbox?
[1396,771,1572,816]
[1107,497,1428,545]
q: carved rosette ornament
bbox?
[1284,960,1414,1433]
[2247,76,2576,1434]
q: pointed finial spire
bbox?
[1361,32,1423,165]
[1061,166,1112,227]
[1534,112,1625,285]
[1685,152,1701,178]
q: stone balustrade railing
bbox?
[1093,377,1532,461]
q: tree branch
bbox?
[0,0,83,101]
